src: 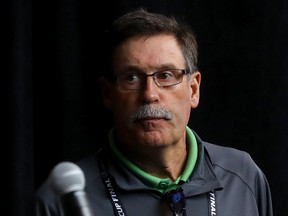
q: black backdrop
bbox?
[6,0,288,215]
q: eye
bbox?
[156,71,175,80]
[122,73,142,83]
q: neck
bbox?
[119,141,188,182]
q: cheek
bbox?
[172,89,193,118]
[174,86,192,105]
[177,98,192,116]
[111,94,139,127]
[111,93,135,115]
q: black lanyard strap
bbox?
[208,190,217,216]
[98,156,127,216]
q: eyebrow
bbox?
[119,63,181,74]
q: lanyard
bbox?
[209,191,217,216]
[98,157,126,216]
[97,156,217,216]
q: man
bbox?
[34,8,273,216]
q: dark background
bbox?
[5,0,288,215]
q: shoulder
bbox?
[76,153,101,186]
[203,142,269,190]
[203,142,254,167]
[203,142,259,175]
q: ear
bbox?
[98,77,113,109]
[190,71,201,108]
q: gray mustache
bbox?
[129,105,173,123]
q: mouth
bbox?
[134,117,165,123]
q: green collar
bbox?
[108,126,198,193]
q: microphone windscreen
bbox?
[48,161,85,195]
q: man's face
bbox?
[101,34,201,150]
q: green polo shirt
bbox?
[108,126,198,193]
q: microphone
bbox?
[48,161,95,216]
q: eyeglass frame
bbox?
[108,69,192,91]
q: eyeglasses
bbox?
[111,69,191,90]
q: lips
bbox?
[134,116,163,122]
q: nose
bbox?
[142,76,160,102]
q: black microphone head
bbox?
[48,161,85,195]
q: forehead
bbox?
[113,34,185,72]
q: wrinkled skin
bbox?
[100,34,201,180]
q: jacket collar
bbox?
[181,132,223,196]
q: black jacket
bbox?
[34,133,273,216]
